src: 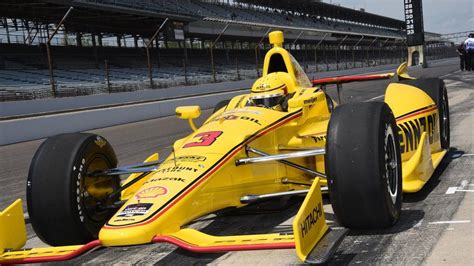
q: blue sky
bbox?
[325,0,473,34]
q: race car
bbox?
[0,31,449,264]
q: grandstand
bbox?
[0,0,454,101]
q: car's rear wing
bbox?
[312,73,394,87]
[311,62,414,103]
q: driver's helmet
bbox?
[250,73,289,111]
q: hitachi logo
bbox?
[300,202,322,239]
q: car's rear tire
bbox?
[398,78,450,148]
[27,133,120,246]
[326,102,402,229]
[213,99,231,113]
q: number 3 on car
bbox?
[183,131,223,148]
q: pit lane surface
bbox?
[1,58,472,264]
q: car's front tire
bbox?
[27,133,120,246]
[326,102,402,229]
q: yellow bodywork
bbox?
[385,82,446,192]
[1,30,448,264]
[0,199,26,253]
[293,178,328,261]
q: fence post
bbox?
[366,37,378,67]
[235,57,240,80]
[335,36,348,71]
[352,35,364,69]
[314,33,328,73]
[210,23,230,83]
[324,45,329,71]
[255,28,272,77]
[314,49,318,73]
[183,59,188,85]
[144,18,168,89]
[46,6,74,97]
[104,59,111,93]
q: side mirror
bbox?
[176,106,201,119]
[175,106,201,131]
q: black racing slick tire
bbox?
[27,133,120,246]
[399,78,450,149]
[213,99,231,113]
[326,102,402,229]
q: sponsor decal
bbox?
[145,177,186,184]
[256,83,271,90]
[156,165,199,173]
[105,110,303,228]
[117,203,153,217]
[94,136,107,148]
[397,113,438,153]
[208,115,262,125]
[311,135,326,143]
[183,131,223,148]
[223,109,262,115]
[113,218,135,222]
[135,186,168,200]
[303,96,318,105]
[162,155,206,164]
[300,202,322,239]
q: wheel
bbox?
[399,78,450,148]
[27,133,120,246]
[324,91,335,113]
[213,99,231,113]
[326,102,402,229]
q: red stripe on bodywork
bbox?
[104,111,302,229]
[396,106,437,122]
[152,235,295,252]
[0,240,101,265]
[312,73,392,86]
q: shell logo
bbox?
[135,186,168,200]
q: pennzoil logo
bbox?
[135,186,168,200]
[397,113,438,153]
[209,114,261,125]
[94,137,107,148]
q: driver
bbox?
[249,72,291,111]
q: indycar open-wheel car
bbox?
[0,31,449,264]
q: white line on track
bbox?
[440,70,461,78]
[446,187,458,194]
[445,180,472,194]
[365,94,384,101]
[460,180,469,189]
[428,220,471,225]
[414,219,423,227]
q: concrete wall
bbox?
[0,90,243,145]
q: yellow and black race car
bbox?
[0,31,449,264]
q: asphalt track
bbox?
[1,58,472,265]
